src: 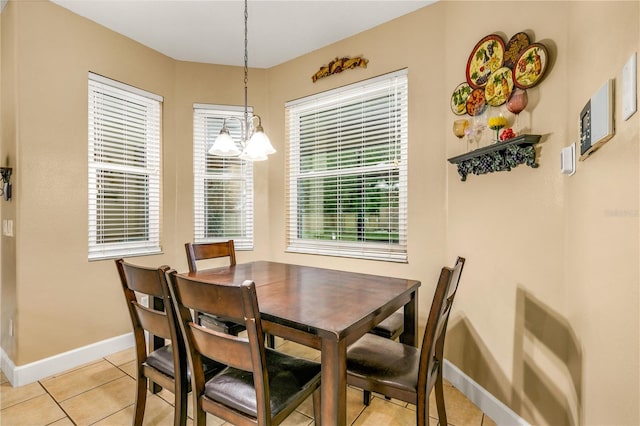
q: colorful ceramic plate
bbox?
[451,82,472,115]
[513,43,548,89]
[484,67,514,107]
[466,34,505,89]
[465,88,487,116]
[503,32,530,69]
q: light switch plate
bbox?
[622,52,637,121]
[2,219,13,237]
[561,143,576,176]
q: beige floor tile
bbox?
[93,393,176,426]
[0,381,46,410]
[371,392,410,409]
[277,341,321,361]
[41,359,126,402]
[119,360,138,378]
[280,410,314,426]
[49,417,76,426]
[352,397,416,426]
[60,375,136,425]
[346,387,367,424]
[294,392,315,419]
[0,393,66,425]
[429,384,483,426]
[154,387,176,406]
[105,347,136,366]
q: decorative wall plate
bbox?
[513,43,548,89]
[451,82,473,115]
[484,67,514,106]
[503,32,530,69]
[465,88,487,116]
[466,34,505,89]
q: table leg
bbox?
[320,337,347,425]
[400,289,418,347]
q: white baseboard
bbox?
[1,333,134,387]
[443,359,529,426]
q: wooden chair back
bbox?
[168,271,321,425]
[185,240,236,272]
[115,258,188,426]
[346,257,466,426]
[417,256,465,423]
[167,273,273,425]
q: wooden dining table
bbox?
[178,261,421,425]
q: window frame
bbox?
[192,104,255,250]
[87,72,162,260]
[285,69,408,262]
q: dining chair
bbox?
[166,271,322,426]
[346,257,466,426]
[115,259,224,426]
[185,241,245,333]
[185,240,274,348]
[363,310,404,405]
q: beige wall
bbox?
[1,0,18,363]
[1,1,638,425]
[266,1,639,424]
[440,2,639,425]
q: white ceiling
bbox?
[49,0,436,68]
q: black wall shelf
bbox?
[448,134,541,181]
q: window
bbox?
[286,70,408,262]
[88,73,162,260]
[193,105,254,250]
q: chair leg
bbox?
[312,387,321,425]
[174,382,188,426]
[417,391,428,426]
[133,377,148,426]
[193,393,206,426]
[435,370,448,426]
[266,333,275,348]
[363,390,372,406]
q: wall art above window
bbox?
[312,56,369,82]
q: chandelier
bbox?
[208,0,276,161]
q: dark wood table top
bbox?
[183,260,421,342]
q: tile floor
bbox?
[1,339,496,426]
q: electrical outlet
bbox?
[9,319,14,337]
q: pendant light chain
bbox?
[243,0,249,139]
[208,0,275,160]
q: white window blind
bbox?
[193,105,254,250]
[88,73,162,260]
[285,69,408,262]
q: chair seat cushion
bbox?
[203,348,321,418]
[200,313,246,336]
[346,333,420,393]
[369,312,404,339]
[145,344,223,381]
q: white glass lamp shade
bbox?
[246,125,276,155]
[209,127,241,157]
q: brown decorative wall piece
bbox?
[312,56,368,82]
